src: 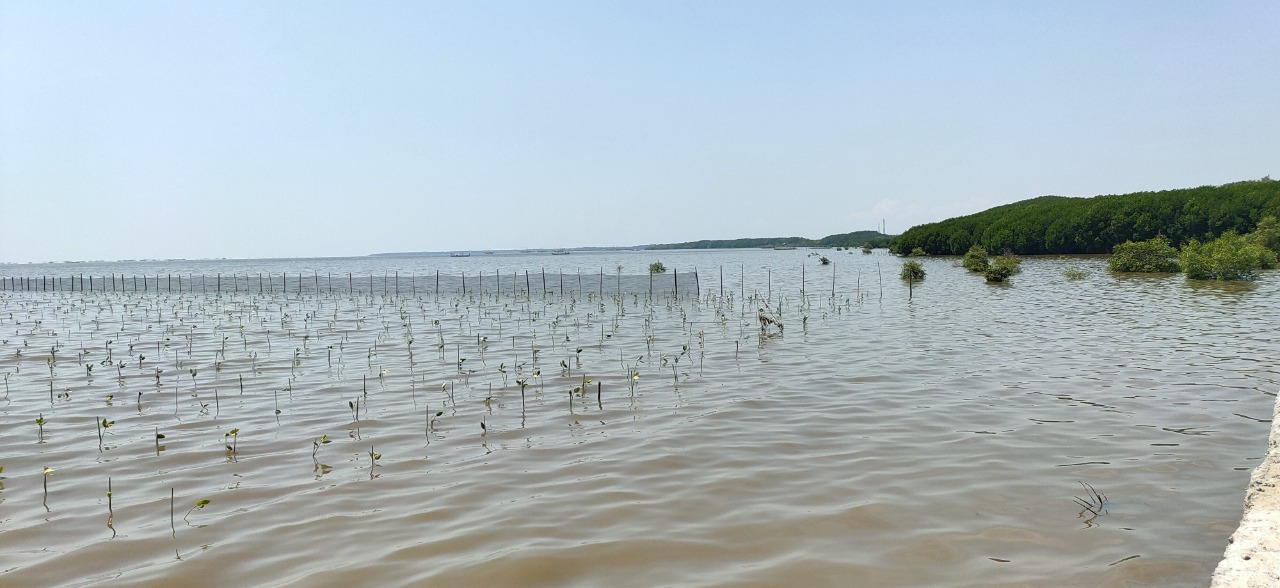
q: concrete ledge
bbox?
[1211,392,1280,587]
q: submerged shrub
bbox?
[996,254,1021,274]
[1062,266,1088,280]
[984,264,1013,283]
[1108,236,1179,273]
[984,255,1021,283]
[908,247,927,257]
[648,262,667,274]
[1180,231,1277,281]
[961,245,989,272]
[900,260,925,281]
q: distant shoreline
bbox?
[368,246,644,257]
[370,231,896,258]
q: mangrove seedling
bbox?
[43,466,54,505]
[757,305,783,335]
[36,413,45,441]
[1073,481,1108,527]
[184,499,210,523]
[312,434,332,468]
[107,478,115,534]
[348,399,361,435]
[224,428,239,454]
[96,417,114,449]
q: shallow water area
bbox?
[0,250,1275,587]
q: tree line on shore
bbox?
[889,178,1280,256]
[646,178,1280,281]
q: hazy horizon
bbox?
[3,1,1277,264]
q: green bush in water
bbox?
[962,245,989,273]
[900,260,925,281]
[1108,236,1179,273]
[984,255,1021,283]
[1180,231,1277,281]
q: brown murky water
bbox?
[0,252,1275,587]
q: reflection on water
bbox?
[0,251,1275,587]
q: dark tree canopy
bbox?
[890,179,1280,255]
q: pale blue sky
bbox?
[2,1,1277,262]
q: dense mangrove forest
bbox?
[890,178,1280,256]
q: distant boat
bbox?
[773,246,796,250]
[550,250,570,255]
[449,252,470,258]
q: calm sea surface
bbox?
[0,249,1275,587]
